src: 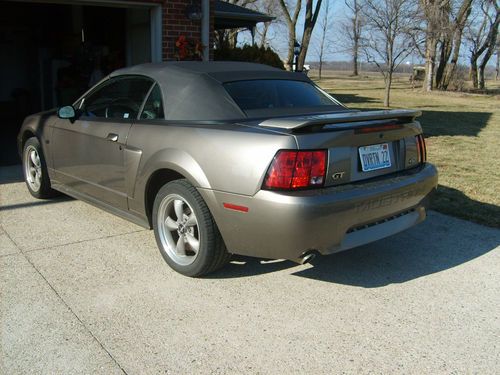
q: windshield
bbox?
[224,80,343,115]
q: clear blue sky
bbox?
[237,0,490,67]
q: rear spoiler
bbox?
[258,109,422,130]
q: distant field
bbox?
[314,70,500,228]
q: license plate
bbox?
[359,143,391,172]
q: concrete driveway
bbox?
[1,165,499,374]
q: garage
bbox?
[0,0,162,165]
[0,0,273,167]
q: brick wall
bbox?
[161,0,214,61]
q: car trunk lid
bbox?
[257,109,424,187]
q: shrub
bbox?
[214,44,285,70]
[449,65,468,92]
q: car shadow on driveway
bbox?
[211,212,499,287]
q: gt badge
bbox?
[332,172,345,180]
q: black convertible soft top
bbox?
[111,62,342,121]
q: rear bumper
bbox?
[199,163,438,261]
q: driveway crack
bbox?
[3,230,128,375]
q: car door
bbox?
[51,76,153,210]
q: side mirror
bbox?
[57,105,76,120]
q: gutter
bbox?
[201,0,209,61]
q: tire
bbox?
[22,137,58,199]
[152,179,231,277]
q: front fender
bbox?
[17,111,56,166]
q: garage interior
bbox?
[0,1,158,166]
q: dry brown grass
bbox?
[314,70,500,228]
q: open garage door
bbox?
[0,0,162,165]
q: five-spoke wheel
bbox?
[153,179,231,277]
[24,145,42,192]
[22,137,57,199]
[157,194,201,266]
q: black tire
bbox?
[152,179,231,277]
[22,137,58,199]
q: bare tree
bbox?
[436,0,474,89]
[297,0,323,71]
[344,0,363,75]
[315,0,334,78]
[467,0,500,89]
[248,0,283,47]
[496,37,500,80]
[278,0,303,70]
[419,0,451,92]
[362,0,418,107]
[478,1,499,88]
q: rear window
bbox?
[224,80,338,112]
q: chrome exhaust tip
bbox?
[298,251,317,265]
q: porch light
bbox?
[294,40,301,56]
[186,3,202,20]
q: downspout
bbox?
[201,0,210,61]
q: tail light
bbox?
[415,134,427,163]
[263,150,327,190]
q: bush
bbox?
[449,65,468,92]
[214,44,285,70]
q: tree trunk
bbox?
[470,59,478,88]
[297,28,313,70]
[259,22,271,48]
[478,6,500,90]
[442,0,473,90]
[421,0,451,92]
[442,26,465,89]
[479,42,497,89]
[278,0,302,72]
[319,59,323,79]
[353,40,359,76]
[285,29,296,71]
[352,0,360,76]
[478,66,486,90]
[228,29,238,48]
[436,39,452,89]
[297,0,323,71]
[384,71,393,107]
[424,37,437,92]
[496,49,499,80]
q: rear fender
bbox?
[131,148,211,216]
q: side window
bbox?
[140,84,164,120]
[82,77,153,120]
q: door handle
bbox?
[106,133,119,142]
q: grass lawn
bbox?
[314,71,500,228]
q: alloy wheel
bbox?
[24,145,42,192]
[157,194,200,266]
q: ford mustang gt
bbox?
[18,62,437,276]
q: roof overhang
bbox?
[214,0,274,30]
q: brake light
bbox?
[355,123,403,134]
[263,150,327,190]
[415,134,427,163]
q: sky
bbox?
[236,0,497,67]
[237,0,421,64]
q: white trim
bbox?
[11,0,159,8]
[150,5,162,63]
[201,0,210,61]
